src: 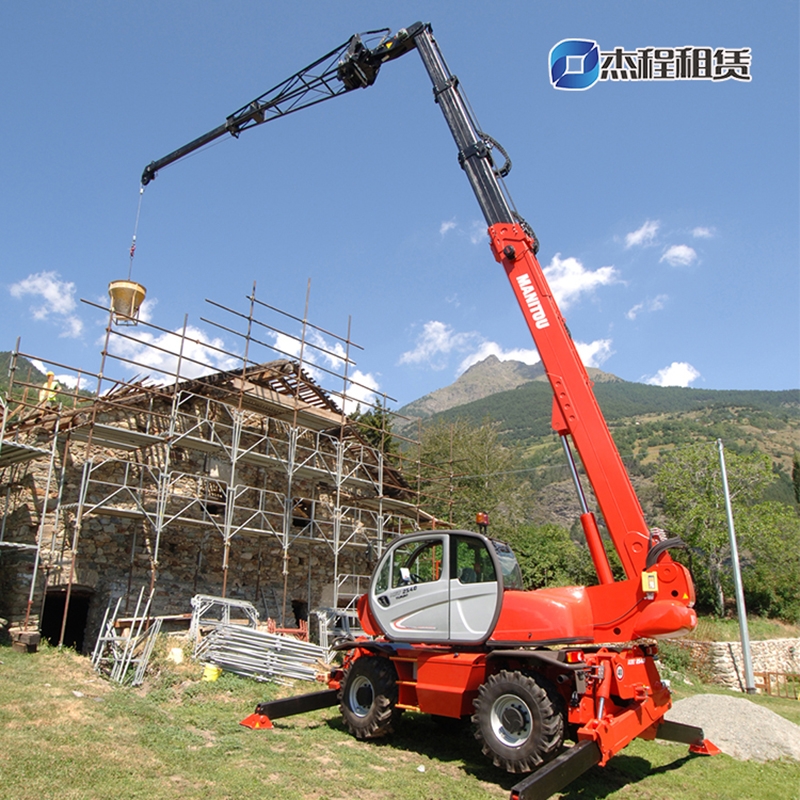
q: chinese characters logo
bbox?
[549,39,752,90]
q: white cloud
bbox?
[542,254,618,309]
[576,338,614,368]
[60,316,84,338]
[303,335,381,414]
[10,271,76,316]
[435,218,486,244]
[270,330,304,361]
[135,297,157,324]
[107,324,239,382]
[625,220,660,248]
[457,336,612,376]
[9,271,84,338]
[660,244,697,266]
[626,294,668,320]
[343,369,380,415]
[646,361,700,387]
[402,317,615,380]
[267,327,350,373]
[469,221,488,245]
[399,321,481,370]
[626,302,644,321]
[692,226,714,239]
[315,336,348,371]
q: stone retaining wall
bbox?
[675,638,800,691]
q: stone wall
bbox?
[0,385,404,652]
[675,638,800,691]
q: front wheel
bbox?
[339,656,399,739]
[472,670,564,773]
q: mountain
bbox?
[396,355,620,429]
[0,352,48,399]
[394,357,800,511]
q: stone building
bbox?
[0,357,433,652]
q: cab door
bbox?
[369,534,450,642]
[448,533,502,643]
[368,532,503,644]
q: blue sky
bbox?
[2,1,797,411]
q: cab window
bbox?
[374,558,391,594]
[492,539,524,590]
[453,536,497,584]
[390,537,445,587]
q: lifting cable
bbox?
[128,185,145,280]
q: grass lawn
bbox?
[688,616,800,642]
[1,637,799,800]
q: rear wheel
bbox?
[339,656,399,739]
[472,670,564,773]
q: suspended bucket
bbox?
[108,280,146,326]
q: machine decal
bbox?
[515,273,550,329]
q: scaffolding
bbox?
[0,284,451,649]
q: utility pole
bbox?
[717,439,756,694]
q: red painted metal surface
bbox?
[489,223,656,581]
[239,713,273,730]
[489,586,594,644]
[690,739,722,756]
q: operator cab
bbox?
[368,530,523,644]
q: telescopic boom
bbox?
[142,20,687,595]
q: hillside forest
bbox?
[389,377,800,623]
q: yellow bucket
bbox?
[202,664,222,682]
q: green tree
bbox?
[350,401,399,463]
[792,452,800,505]
[507,523,595,590]
[655,444,774,616]
[418,417,530,538]
[738,501,800,622]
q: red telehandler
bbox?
[143,22,718,799]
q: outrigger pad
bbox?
[689,739,722,756]
[655,719,720,755]
[240,688,340,730]
[240,713,273,729]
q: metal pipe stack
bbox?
[196,624,328,684]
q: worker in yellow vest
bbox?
[38,372,61,407]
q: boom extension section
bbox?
[141,25,420,186]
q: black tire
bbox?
[339,656,399,739]
[472,670,564,773]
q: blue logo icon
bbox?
[549,39,600,90]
